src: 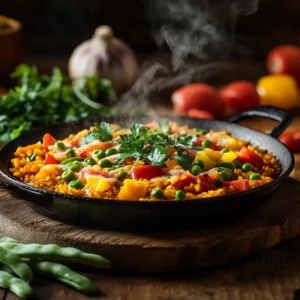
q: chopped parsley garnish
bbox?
[148,148,169,167]
[158,119,171,135]
[81,122,113,145]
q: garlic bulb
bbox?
[68,25,139,93]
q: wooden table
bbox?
[1,115,300,300]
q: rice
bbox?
[9,121,281,201]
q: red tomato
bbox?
[132,165,163,180]
[187,109,214,119]
[238,147,263,167]
[172,172,196,190]
[267,45,300,85]
[44,153,59,165]
[43,133,56,148]
[219,81,260,112]
[171,84,224,118]
[198,174,217,192]
[279,129,300,152]
[224,179,249,191]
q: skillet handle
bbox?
[229,106,293,138]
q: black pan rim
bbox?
[0,115,295,206]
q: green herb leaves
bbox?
[81,122,113,145]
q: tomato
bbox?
[238,147,263,167]
[187,109,214,119]
[224,179,249,191]
[43,133,56,148]
[279,129,300,152]
[198,174,217,192]
[171,84,224,118]
[172,171,195,190]
[132,165,163,180]
[44,153,59,165]
[266,45,300,85]
[257,74,299,110]
[219,81,260,112]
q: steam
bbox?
[149,0,260,68]
[119,0,261,113]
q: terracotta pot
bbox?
[0,16,23,81]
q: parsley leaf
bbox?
[81,122,113,145]
[148,148,169,167]
[175,133,197,147]
[173,154,193,170]
[158,119,171,134]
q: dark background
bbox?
[1,0,300,60]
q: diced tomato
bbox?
[224,179,249,191]
[238,146,263,167]
[43,133,56,148]
[44,153,60,165]
[172,171,196,190]
[132,165,163,180]
[198,174,217,192]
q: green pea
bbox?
[66,149,75,158]
[54,142,65,150]
[216,162,235,171]
[84,158,96,166]
[234,160,243,169]
[175,190,185,201]
[61,170,76,183]
[118,171,127,181]
[249,173,261,180]
[68,161,83,172]
[105,148,118,156]
[221,148,230,153]
[191,165,201,175]
[193,146,203,151]
[202,140,212,148]
[242,163,252,172]
[197,129,207,135]
[194,160,205,169]
[151,188,164,198]
[99,159,112,168]
[215,178,224,187]
[217,167,233,181]
[27,152,37,162]
[69,180,84,189]
[94,150,106,159]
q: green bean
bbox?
[0,271,32,298]
[60,157,84,165]
[0,234,17,244]
[0,243,111,269]
[0,263,15,276]
[0,246,32,282]
[30,261,97,294]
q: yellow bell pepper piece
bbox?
[165,159,180,169]
[257,74,299,110]
[195,151,216,170]
[118,179,148,200]
[86,177,111,192]
[204,148,223,161]
[221,151,238,162]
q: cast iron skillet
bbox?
[0,106,295,231]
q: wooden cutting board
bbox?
[0,177,300,273]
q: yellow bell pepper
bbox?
[204,148,223,161]
[221,151,238,162]
[118,179,148,200]
[257,74,299,110]
[195,151,216,170]
[86,177,111,193]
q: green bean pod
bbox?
[0,270,32,298]
[0,243,111,268]
[0,263,15,275]
[0,246,32,282]
[30,261,97,294]
[0,234,17,244]
[60,157,84,165]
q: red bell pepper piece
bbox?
[238,146,263,167]
[44,153,59,165]
[43,133,56,148]
[223,179,249,191]
[172,171,196,190]
[198,174,217,192]
[132,165,163,180]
